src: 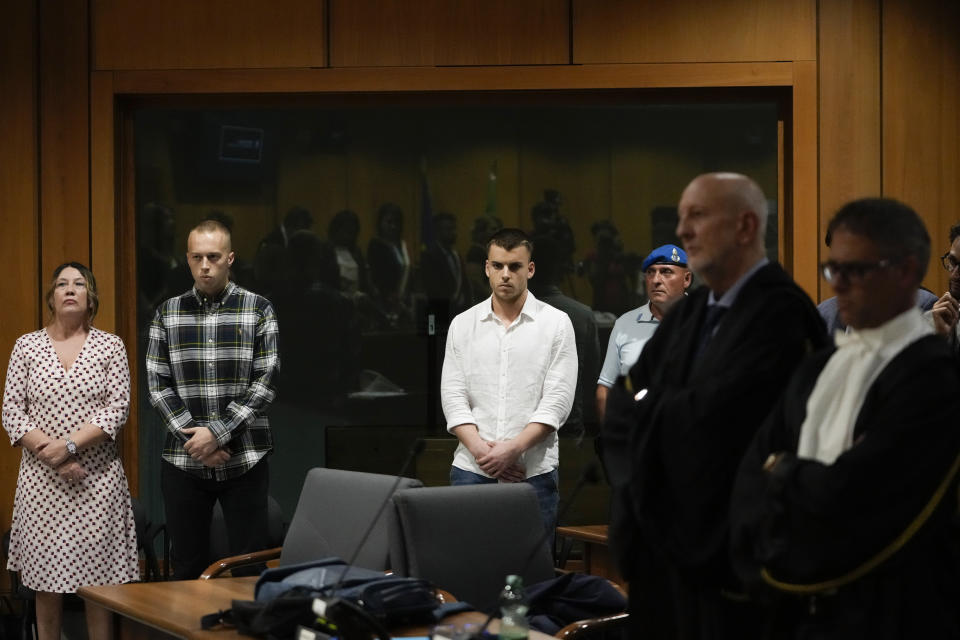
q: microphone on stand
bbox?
[312,438,427,640]
[473,462,602,638]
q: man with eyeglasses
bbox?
[817,229,937,335]
[925,222,960,348]
[601,173,828,640]
[731,198,960,638]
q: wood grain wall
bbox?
[92,0,327,70]
[1,0,958,545]
[330,0,570,67]
[882,0,960,296]
[40,0,90,285]
[0,0,40,552]
[817,0,882,298]
[573,0,816,63]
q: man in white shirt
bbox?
[731,198,960,638]
[595,244,691,422]
[441,228,578,532]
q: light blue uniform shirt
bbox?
[597,302,660,386]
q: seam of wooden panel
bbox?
[816,0,882,302]
[111,62,796,95]
[1,0,41,543]
[39,0,91,291]
[791,60,819,301]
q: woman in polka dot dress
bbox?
[2,262,139,640]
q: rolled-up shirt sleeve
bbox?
[528,315,577,430]
[441,315,476,431]
[597,328,622,387]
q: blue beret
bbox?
[642,244,688,272]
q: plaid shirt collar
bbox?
[190,280,236,307]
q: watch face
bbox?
[67,440,77,455]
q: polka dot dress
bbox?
[2,328,139,593]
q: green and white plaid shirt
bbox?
[146,282,280,480]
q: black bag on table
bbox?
[201,557,440,639]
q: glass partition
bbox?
[133,95,780,522]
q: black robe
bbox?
[730,335,960,639]
[601,262,828,637]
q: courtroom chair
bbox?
[201,467,423,578]
[389,484,628,639]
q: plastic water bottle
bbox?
[498,574,529,640]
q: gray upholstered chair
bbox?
[389,483,556,612]
[201,467,423,578]
[389,483,628,639]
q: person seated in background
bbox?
[421,212,472,320]
[327,209,369,297]
[731,197,960,639]
[579,220,636,315]
[530,189,576,288]
[273,230,360,406]
[595,244,691,423]
[923,221,960,354]
[367,202,411,325]
[254,206,314,297]
[529,234,601,436]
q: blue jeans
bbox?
[449,466,559,534]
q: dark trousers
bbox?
[161,458,270,580]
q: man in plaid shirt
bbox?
[147,219,280,580]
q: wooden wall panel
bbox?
[573,0,816,64]
[790,61,819,299]
[90,72,116,335]
[818,0,881,300]
[330,0,569,67]
[818,0,881,215]
[0,0,39,537]
[882,0,960,296]
[92,0,327,70]
[39,0,90,307]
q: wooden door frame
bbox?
[89,62,819,493]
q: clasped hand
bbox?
[931,292,960,336]
[182,426,231,467]
[35,437,70,468]
[57,459,87,482]
[474,440,526,482]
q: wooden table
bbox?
[555,525,624,588]
[79,577,257,640]
[78,577,553,640]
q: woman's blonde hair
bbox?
[45,262,99,328]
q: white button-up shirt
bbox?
[441,291,578,478]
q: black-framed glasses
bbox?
[820,259,892,284]
[941,252,960,273]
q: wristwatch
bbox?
[65,436,78,456]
